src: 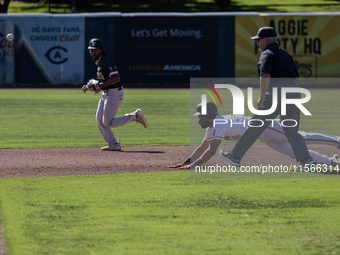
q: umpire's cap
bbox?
[193,101,218,118]
[251,27,277,39]
[88,38,103,49]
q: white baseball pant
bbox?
[259,123,340,165]
[96,88,136,144]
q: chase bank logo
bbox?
[45,46,68,64]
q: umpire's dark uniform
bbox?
[231,27,313,164]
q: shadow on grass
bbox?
[185,196,335,209]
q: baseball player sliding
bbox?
[82,38,147,151]
[169,102,340,169]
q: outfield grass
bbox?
[0,89,340,149]
[1,89,339,149]
[0,89,190,149]
[1,88,340,254]
[1,172,340,254]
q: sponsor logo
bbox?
[163,65,201,71]
[44,46,68,64]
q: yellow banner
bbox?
[235,16,340,78]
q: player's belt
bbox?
[103,85,123,93]
[270,79,297,87]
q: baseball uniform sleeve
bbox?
[257,50,273,76]
[212,125,226,140]
[108,64,118,77]
[204,128,213,141]
[101,58,118,78]
[204,125,226,141]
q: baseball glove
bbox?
[82,79,101,93]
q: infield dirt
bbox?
[0,144,338,178]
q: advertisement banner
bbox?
[13,16,85,84]
[115,17,219,84]
[235,16,340,79]
[0,20,15,83]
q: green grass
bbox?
[1,88,339,149]
[7,0,340,13]
[1,172,340,254]
[0,89,190,149]
[1,88,340,254]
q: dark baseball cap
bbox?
[193,101,218,117]
[251,27,277,39]
[88,38,103,49]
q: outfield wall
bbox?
[0,13,339,87]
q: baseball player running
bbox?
[82,38,147,151]
[169,102,340,169]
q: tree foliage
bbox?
[2,0,230,14]
[0,0,11,13]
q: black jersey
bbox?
[95,55,121,89]
[257,43,299,78]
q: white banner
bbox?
[13,16,85,84]
[0,20,15,83]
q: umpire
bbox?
[220,26,316,169]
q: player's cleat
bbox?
[219,149,241,167]
[332,154,339,166]
[135,109,147,128]
[297,157,316,170]
[101,141,121,151]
